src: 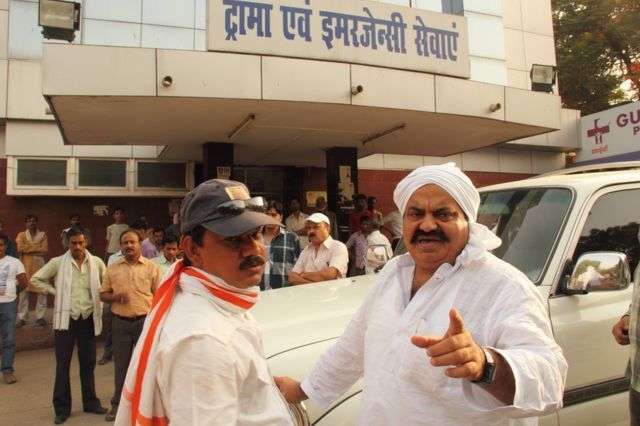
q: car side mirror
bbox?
[563,252,631,295]
[366,244,391,273]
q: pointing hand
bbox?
[410,308,485,381]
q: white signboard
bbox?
[577,101,640,164]
[208,0,470,78]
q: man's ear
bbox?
[181,235,201,267]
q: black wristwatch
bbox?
[472,346,497,385]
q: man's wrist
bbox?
[471,346,497,385]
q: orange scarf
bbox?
[122,260,260,426]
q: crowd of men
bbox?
[5,166,640,424]
[0,210,181,423]
[0,192,398,422]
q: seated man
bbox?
[289,213,348,285]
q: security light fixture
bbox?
[530,64,557,93]
[38,0,80,43]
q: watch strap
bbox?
[471,346,497,385]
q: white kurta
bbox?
[154,285,294,425]
[301,245,567,425]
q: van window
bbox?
[477,188,572,283]
[572,189,640,275]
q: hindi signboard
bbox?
[576,101,640,164]
[208,0,470,78]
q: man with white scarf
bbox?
[115,179,295,426]
[31,226,108,424]
[276,163,567,425]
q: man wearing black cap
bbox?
[114,180,295,426]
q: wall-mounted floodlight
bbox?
[38,0,80,42]
[530,64,557,93]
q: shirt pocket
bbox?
[134,272,154,296]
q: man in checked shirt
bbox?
[260,200,301,290]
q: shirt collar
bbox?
[321,236,335,249]
[116,255,149,266]
[70,253,90,269]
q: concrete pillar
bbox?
[326,147,358,240]
[202,142,234,181]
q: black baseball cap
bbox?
[180,179,278,237]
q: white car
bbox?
[254,162,640,425]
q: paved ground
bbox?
[1,342,115,426]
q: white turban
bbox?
[393,162,479,222]
[393,162,501,252]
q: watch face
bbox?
[473,347,497,385]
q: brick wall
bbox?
[0,159,176,259]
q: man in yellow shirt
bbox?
[100,229,162,421]
[31,226,108,424]
[16,213,48,327]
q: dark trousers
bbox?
[53,315,101,417]
[0,300,18,373]
[111,315,145,407]
[102,303,113,358]
[631,387,640,426]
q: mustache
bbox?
[410,228,448,244]
[308,233,316,239]
[239,256,265,270]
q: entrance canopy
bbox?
[43,45,561,167]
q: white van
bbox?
[254,162,639,425]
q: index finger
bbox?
[445,308,465,337]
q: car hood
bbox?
[252,275,375,358]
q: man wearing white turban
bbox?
[276,163,567,425]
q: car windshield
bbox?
[477,187,572,283]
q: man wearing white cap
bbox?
[276,163,567,425]
[288,213,348,285]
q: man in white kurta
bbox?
[276,163,567,425]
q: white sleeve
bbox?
[14,258,26,275]
[328,243,349,278]
[462,279,567,417]
[301,273,385,407]
[301,305,367,407]
[157,335,240,425]
[291,248,308,274]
